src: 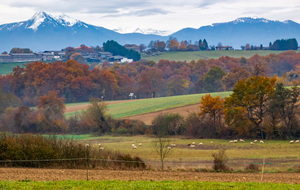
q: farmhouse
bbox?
[43,50,66,59]
[0,54,13,62]
[108,55,126,62]
[0,52,63,63]
[10,53,43,62]
[216,46,233,50]
[99,52,113,59]
[124,44,140,53]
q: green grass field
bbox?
[0,62,26,75]
[0,180,299,190]
[142,50,300,63]
[78,136,300,162]
[64,91,232,118]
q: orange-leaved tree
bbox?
[198,94,224,130]
[38,90,67,132]
[224,76,276,139]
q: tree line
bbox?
[1,76,300,140]
[1,50,300,106]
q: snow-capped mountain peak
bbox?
[28,11,50,31]
[232,17,273,24]
[54,14,79,27]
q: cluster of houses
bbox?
[0,45,137,63]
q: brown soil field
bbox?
[124,104,201,125]
[65,100,137,113]
[0,168,299,183]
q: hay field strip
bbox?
[64,91,231,119]
[142,50,300,63]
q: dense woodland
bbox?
[1,50,300,139]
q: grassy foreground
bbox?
[142,50,300,63]
[0,180,299,190]
[65,91,231,118]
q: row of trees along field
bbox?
[1,50,300,106]
[1,75,300,140]
[148,38,209,52]
[148,38,298,52]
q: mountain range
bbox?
[0,11,299,52]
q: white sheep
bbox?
[139,143,142,146]
[171,144,176,147]
[260,140,264,143]
[295,140,299,143]
[229,140,234,143]
[254,140,257,143]
[290,140,294,144]
[133,146,137,149]
[199,142,203,145]
[250,142,254,145]
[98,143,101,146]
[190,145,195,148]
[233,140,238,143]
[192,142,195,145]
[211,141,213,144]
[132,144,135,147]
[167,147,171,150]
[86,144,89,148]
[240,139,245,142]
[99,147,104,150]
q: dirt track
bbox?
[125,104,201,125]
[0,168,299,183]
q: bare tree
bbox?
[152,138,172,170]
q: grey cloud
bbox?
[103,8,170,18]
[8,0,150,14]
[197,0,237,8]
[242,6,286,15]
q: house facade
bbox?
[124,44,140,53]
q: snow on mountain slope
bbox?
[114,27,171,36]
[53,14,78,27]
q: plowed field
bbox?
[0,168,299,183]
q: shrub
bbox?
[212,148,229,171]
[0,133,146,169]
[245,163,260,172]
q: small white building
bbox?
[121,58,133,63]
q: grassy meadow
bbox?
[142,50,300,63]
[65,91,232,118]
[0,62,26,75]
[1,180,299,190]
[51,135,300,171]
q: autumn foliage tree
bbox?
[224,76,277,139]
[38,90,67,132]
[199,94,224,131]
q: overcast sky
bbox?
[0,0,300,33]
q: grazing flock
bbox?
[92,139,300,151]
